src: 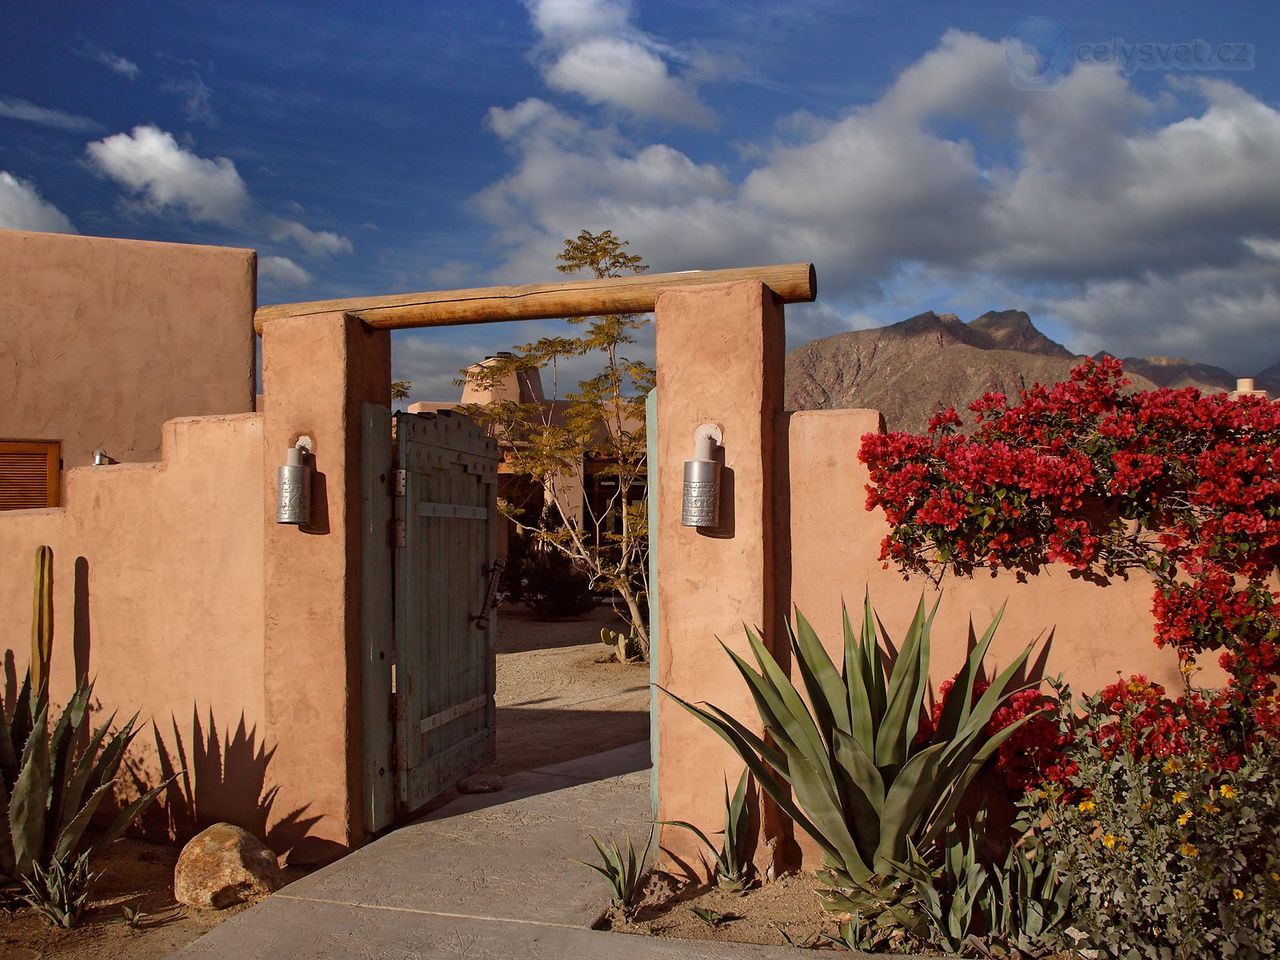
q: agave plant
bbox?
[982,837,1074,954]
[575,832,652,915]
[19,850,98,928]
[0,678,167,896]
[661,769,753,892]
[662,593,1043,912]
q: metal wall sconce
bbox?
[276,436,313,525]
[681,424,722,528]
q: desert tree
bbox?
[459,229,653,655]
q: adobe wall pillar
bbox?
[261,311,390,863]
[654,280,792,874]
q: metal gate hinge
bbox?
[392,469,406,496]
[391,519,406,548]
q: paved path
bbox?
[168,743,810,959]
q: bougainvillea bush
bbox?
[859,356,1280,699]
[857,360,1280,954]
[1026,676,1280,959]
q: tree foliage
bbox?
[460,229,653,653]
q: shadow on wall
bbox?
[127,707,322,857]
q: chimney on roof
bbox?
[1230,377,1270,401]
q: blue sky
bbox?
[3,1,1279,399]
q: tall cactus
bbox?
[31,545,53,698]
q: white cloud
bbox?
[524,0,713,127]
[269,219,354,256]
[85,125,249,225]
[1045,264,1280,377]
[477,29,1280,370]
[258,255,313,288]
[392,335,501,401]
[0,96,103,133]
[79,43,140,79]
[0,172,76,233]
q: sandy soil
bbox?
[492,602,650,775]
[0,837,265,960]
[606,871,838,949]
[0,601,650,959]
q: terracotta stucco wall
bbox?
[783,408,1186,694]
[0,413,268,836]
[0,230,256,470]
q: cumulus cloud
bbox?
[477,28,1280,370]
[258,255,313,288]
[0,96,103,133]
[0,172,76,233]
[269,218,354,256]
[525,0,714,127]
[86,125,249,225]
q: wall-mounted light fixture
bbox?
[681,424,722,528]
[92,449,118,465]
[276,436,313,525]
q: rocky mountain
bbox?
[784,310,1264,433]
[1095,353,1237,392]
[1257,360,1280,395]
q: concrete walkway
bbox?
[168,743,808,959]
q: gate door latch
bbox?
[473,558,507,630]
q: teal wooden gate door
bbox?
[391,410,499,815]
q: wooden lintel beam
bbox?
[253,261,816,334]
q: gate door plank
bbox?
[393,411,498,813]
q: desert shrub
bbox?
[522,548,597,618]
[1026,676,1280,959]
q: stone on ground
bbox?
[457,771,504,793]
[174,823,284,909]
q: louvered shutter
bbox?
[0,441,60,510]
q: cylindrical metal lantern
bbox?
[681,431,721,528]
[276,446,312,525]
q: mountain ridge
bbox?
[784,310,1274,433]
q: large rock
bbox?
[174,823,284,909]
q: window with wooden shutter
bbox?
[0,440,61,510]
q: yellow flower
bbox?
[1220,784,1237,800]
[1101,834,1118,849]
[1078,799,1096,813]
[1202,802,1220,814]
[1172,790,1189,804]
[1234,889,1245,901]
[1162,758,1182,774]
[1179,842,1199,858]
[1177,811,1193,826]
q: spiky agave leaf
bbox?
[661,593,1049,914]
